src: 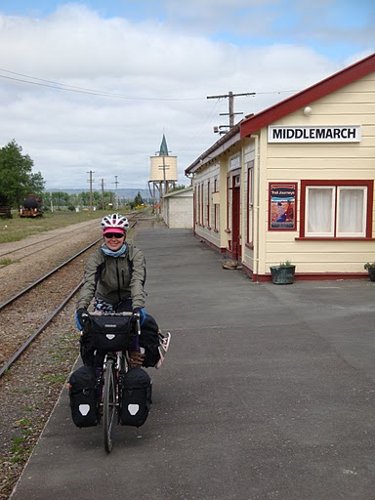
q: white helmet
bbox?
[101,213,129,230]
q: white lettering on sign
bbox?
[268,126,361,143]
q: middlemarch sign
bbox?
[268,125,361,143]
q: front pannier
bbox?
[85,315,133,352]
[69,365,99,427]
[120,367,152,427]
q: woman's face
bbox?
[104,232,125,251]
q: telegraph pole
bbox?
[207,91,256,130]
[87,170,94,211]
[101,178,105,209]
[114,175,119,210]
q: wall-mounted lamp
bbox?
[303,106,312,116]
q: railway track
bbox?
[0,211,152,499]
[0,215,142,379]
[0,219,101,262]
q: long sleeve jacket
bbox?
[76,242,146,310]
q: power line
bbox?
[0,69,202,101]
[0,67,298,101]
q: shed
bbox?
[162,187,193,229]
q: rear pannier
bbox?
[120,367,152,427]
[69,365,99,427]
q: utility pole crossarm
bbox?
[207,92,256,99]
[207,90,256,128]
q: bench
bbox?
[0,206,12,218]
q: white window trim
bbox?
[336,186,367,238]
[305,186,335,237]
[305,185,367,238]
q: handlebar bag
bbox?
[120,367,152,427]
[68,366,99,427]
[85,315,134,352]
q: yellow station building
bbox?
[185,53,375,281]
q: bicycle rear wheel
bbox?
[103,358,116,453]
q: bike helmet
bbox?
[101,213,129,234]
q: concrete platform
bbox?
[10,226,375,500]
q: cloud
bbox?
[0,3,372,190]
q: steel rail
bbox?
[0,235,57,259]
[0,221,104,259]
[0,281,83,378]
[0,238,102,311]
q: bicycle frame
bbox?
[97,314,141,453]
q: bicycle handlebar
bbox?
[85,311,141,336]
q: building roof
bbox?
[240,52,375,138]
[185,122,242,174]
[163,186,193,198]
[185,53,375,177]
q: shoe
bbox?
[128,351,145,368]
[155,331,171,369]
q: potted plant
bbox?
[364,262,375,282]
[270,260,296,285]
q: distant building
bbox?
[162,187,193,228]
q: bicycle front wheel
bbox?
[103,358,116,453]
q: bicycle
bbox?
[87,311,147,453]
[71,310,169,451]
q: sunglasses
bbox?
[104,233,124,239]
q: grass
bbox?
[42,373,68,385]
[0,210,110,244]
[10,417,34,464]
[0,258,14,266]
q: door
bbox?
[231,178,241,260]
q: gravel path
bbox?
[0,218,102,500]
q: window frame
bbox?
[300,180,373,239]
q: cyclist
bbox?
[75,213,146,368]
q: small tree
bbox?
[134,192,144,207]
[0,140,45,207]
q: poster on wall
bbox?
[269,183,297,230]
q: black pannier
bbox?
[139,314,161,367]
[120,367,152,427]
[69,365,99,427]
[84,315,134,352]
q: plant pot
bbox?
[367,267,375,282]
[270,265,296,285]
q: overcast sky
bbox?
[0,0,373,191]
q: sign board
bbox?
[212,192,220,204]
[268,125,361,143]
[269,183,297,230]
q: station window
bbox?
[300,180,373,239]
[206,180,210,228]
[214,177,219,231]
[201,182,204,226]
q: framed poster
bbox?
[269,182,297,230]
